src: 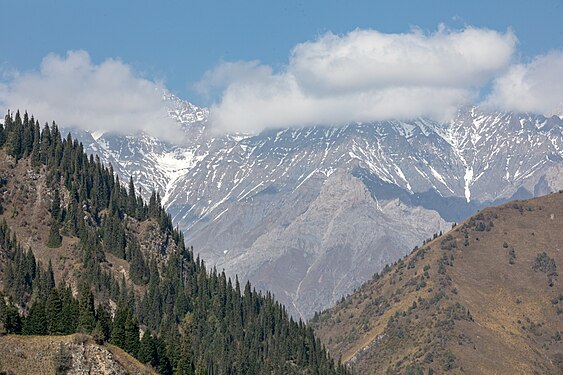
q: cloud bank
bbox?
[485,50,563,116]
[1,28,560,139]
[199,26,518,133]
[0,50,179,142]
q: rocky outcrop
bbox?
[0,334,153,375]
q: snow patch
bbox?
[91,130,106,141]
[464,167,473,202]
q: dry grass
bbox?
[0,334,157,375]
[0,334,74,375]
[315,192,563,374]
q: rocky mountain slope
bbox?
[313,192,563,374]
[68,94,563,319]
[0,334,155,375]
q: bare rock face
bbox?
[67,95,563,319]
[66,341,128,375]
[228,170,448,319]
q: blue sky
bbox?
[2,0,561,102]
[1,1,562,134]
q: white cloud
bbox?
[200,26,517,134]
[484,50,563,116]
[194,60,272,100]
[0,50,180,142]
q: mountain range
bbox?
[67,93,563,319]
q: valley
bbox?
[70,95,563,319]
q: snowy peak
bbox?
[73,95,563,319]
[162,91,209,125]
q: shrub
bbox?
[508,248,516,265]
[442,351,456,370]
[532,252,556,275]
[54,343,72,375]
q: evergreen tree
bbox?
[6,110,23,159]
[148,191,158,218]
[46,189,63,248]
[0,112,7,147]
[3,304,22,334]
[92,321,105,344]
[31,120,41,166]
[51,189,61,222]
[59,287,79,334]
[40,122,51,164]
[46,219,62,248]
[22,112,33,156]
[102,213,125,258]
[110,307,127,348]
[139,331,158,366]
[23,300,47,335]
[77,286,96,333]
[128,238,149,284]
[95,304,111,342]
[124,311,140,357]
[127,176,136,217]
[45,288,63,334]
[46,260,56,290]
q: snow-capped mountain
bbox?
[68,94,563,319]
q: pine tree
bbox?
[59,287,79,334]
[23,300,48,335]
[46,219,62,248]
[110,307,127,348]
[3,304,22,334]
[51,189,61,222]
[22,112,33,156]
[46,288,63,334]
[6,110,23,159]
[96,304,111,342]
[148,191,158,218]
[40,122,51,164]
[0,113,7,147]
[46,260,56,290]
[92,321,105,344]
[77,286,96,333]
[139,332,158,366]
[127,176,136,217]
[102,213,125,258]
[124,312,140,357]
[46,190,63,247]
[129,238,148,285]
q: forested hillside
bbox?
[0,111,347,375]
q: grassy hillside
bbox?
[0,333,156,374]
[313,192,563,374]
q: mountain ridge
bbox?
[66,94,563,318]
[313,191,563,374]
